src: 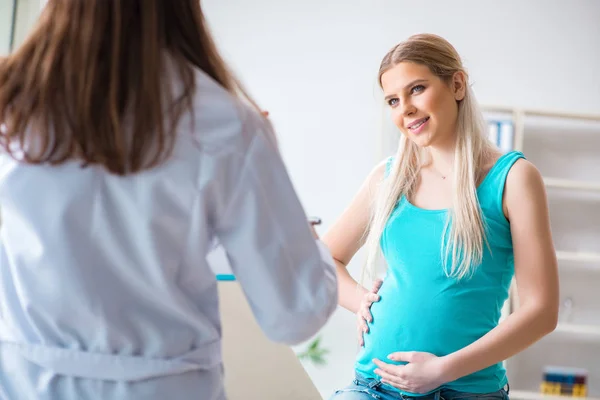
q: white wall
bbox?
[202,0,600,397]
[7,0,43,50]
[0,0,15,55]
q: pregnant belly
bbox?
[355,285,496,377]
[357,293,434,367]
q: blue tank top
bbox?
[355,150,525,395]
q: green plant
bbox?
[297,336,329,366]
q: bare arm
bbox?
[322,159,387,314]
[440,159,559,381]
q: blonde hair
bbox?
[363,34,496,282]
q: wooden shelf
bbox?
[510,390,599,400]
[482,106,600,122]
[481,105,600,400]
[556,251,600,264]
[554,323,600,337]
[543,178,600,192]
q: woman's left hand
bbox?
[373,351,450,394]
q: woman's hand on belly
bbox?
[372,351,451,394]
[357,279,383,347]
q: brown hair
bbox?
[0,0,257,175]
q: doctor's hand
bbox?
[357,279,383,347]
[308,216,322,240]
[373,351,449,394]
[309,224,319,240]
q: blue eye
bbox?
[387,98,399,107]
[411,85,425,94]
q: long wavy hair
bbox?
[363,34,497,282]
[0,0,259,175]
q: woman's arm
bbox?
[373,159,559,393]
[322,159,387,314]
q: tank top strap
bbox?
[384,156,394,178]
[478,150,526,219]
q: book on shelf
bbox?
[487,119,514,153]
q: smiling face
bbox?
[381,61,465,149]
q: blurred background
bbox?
[2,1,599,398]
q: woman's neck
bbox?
[427,141,456,178]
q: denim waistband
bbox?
[353,373,509,400]
[353,373,446,400]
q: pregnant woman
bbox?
[324,33,559,400]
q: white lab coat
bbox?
[0,68,338,399]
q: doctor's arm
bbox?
[214,112,338,346]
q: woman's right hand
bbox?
[357,279,383,347]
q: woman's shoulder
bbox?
[478,150,526,184]
[505,157,542,192]
[348,158,391,203]
[374,156,392,181]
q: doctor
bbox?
[0,1,337,399]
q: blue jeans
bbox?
[330,374,510,400]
